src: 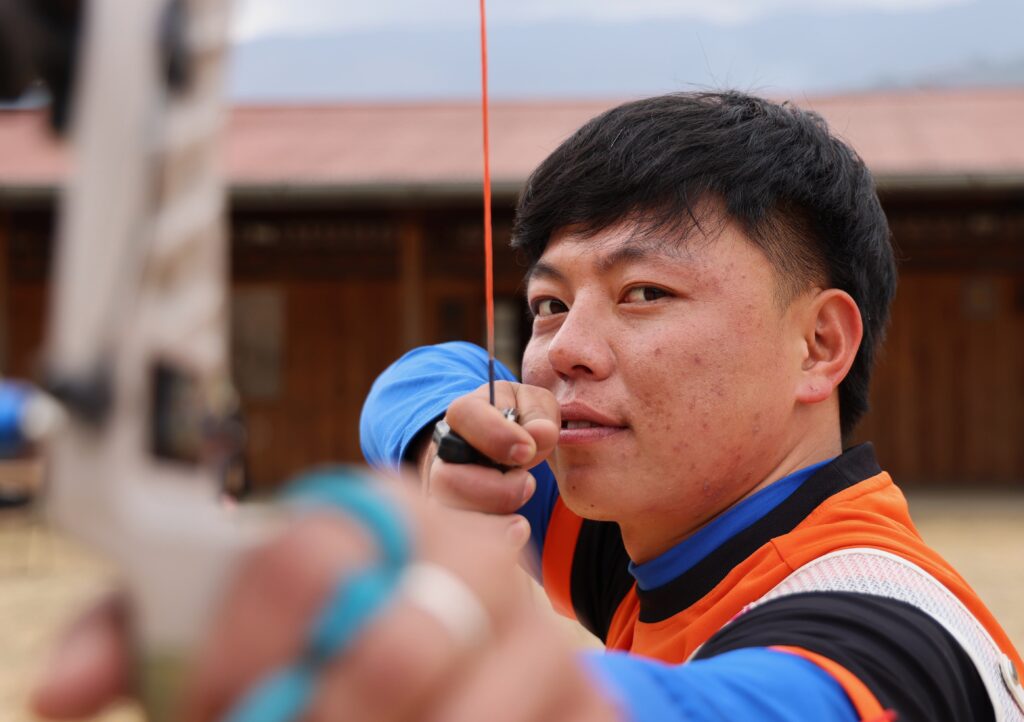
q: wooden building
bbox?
[0,89,1022,488]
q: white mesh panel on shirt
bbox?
[745,548,1024,722]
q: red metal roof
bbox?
[1,88,1023,193]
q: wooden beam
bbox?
[399,216,425,350]
[0,211,9,372]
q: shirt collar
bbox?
[629,457,836,591]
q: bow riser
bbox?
[43,0,263,689]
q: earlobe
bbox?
[795,289,864,405]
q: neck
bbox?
[619,416,843,564]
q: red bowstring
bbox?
[479,0,496,405]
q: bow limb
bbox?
[39,0,264,717]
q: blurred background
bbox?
[0,0,1022,719]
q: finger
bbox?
[429,462,536,515]
[436,509,533,551]
[507,383,560,432]
[555,689,626,722]
[307,595,465,722]
[416,503,528,618]
[308,522,529,722]
[510,385,560,468]
[31,594,132,720]
[185,515,375,722]
[517,417,559,468]
[425,611,575,722]
[446,391,537,467]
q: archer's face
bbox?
[521,219,807,558]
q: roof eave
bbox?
[3,173,1024,209]
[229,180,523,208]
[874,172,1024,192]
[0,180,526,209]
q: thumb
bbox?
[32,594,133,720]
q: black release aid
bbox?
[432,408,518,471]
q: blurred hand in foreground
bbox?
[32,481,620,722]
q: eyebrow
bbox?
[526,239,690,287]
[525,260,567,285]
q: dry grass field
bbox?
[1,490,1021,722]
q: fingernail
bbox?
[506,517,531,546]
[510,442,534,465]
[520,474,536,505]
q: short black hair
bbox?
[512,91,897,437]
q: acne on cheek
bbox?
[642,389,669,416]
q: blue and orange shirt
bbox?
[361,342,1021,722]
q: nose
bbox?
[546,297,614,381]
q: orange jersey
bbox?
[541,444,1023,718]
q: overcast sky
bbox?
[232,0,969,38]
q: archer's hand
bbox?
[421,381,560,515]
[32,485,621,722]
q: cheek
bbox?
[622,341,707,453]
[626,346,678,417]
[520,340,549,387]
[633,334,750,442]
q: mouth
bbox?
[558,402,627,444]
[562,420,604,430]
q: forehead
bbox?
[525,216,723,285]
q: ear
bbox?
[795,289,864,405]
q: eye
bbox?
[623,286,668,303]
[531,297,569,317]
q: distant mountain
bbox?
[228,0,1024,101]
[911,55,1024,88]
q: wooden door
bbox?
[237,279,403,488]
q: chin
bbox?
[561,494,618,521]
[553,464,629,522]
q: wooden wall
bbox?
[228,204,526,487]
[4,209,49,380]
[235,279,402,485]
[856,272,1024,485]
[853,192,1024,486]
[0,209,8,371]
[3,190,1022,489]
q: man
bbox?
[34,92,1023,722]
[359,92,1024,721]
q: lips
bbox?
[558,401,626,444]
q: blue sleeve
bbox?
[582,648,858,722]
[359,342,560,556]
